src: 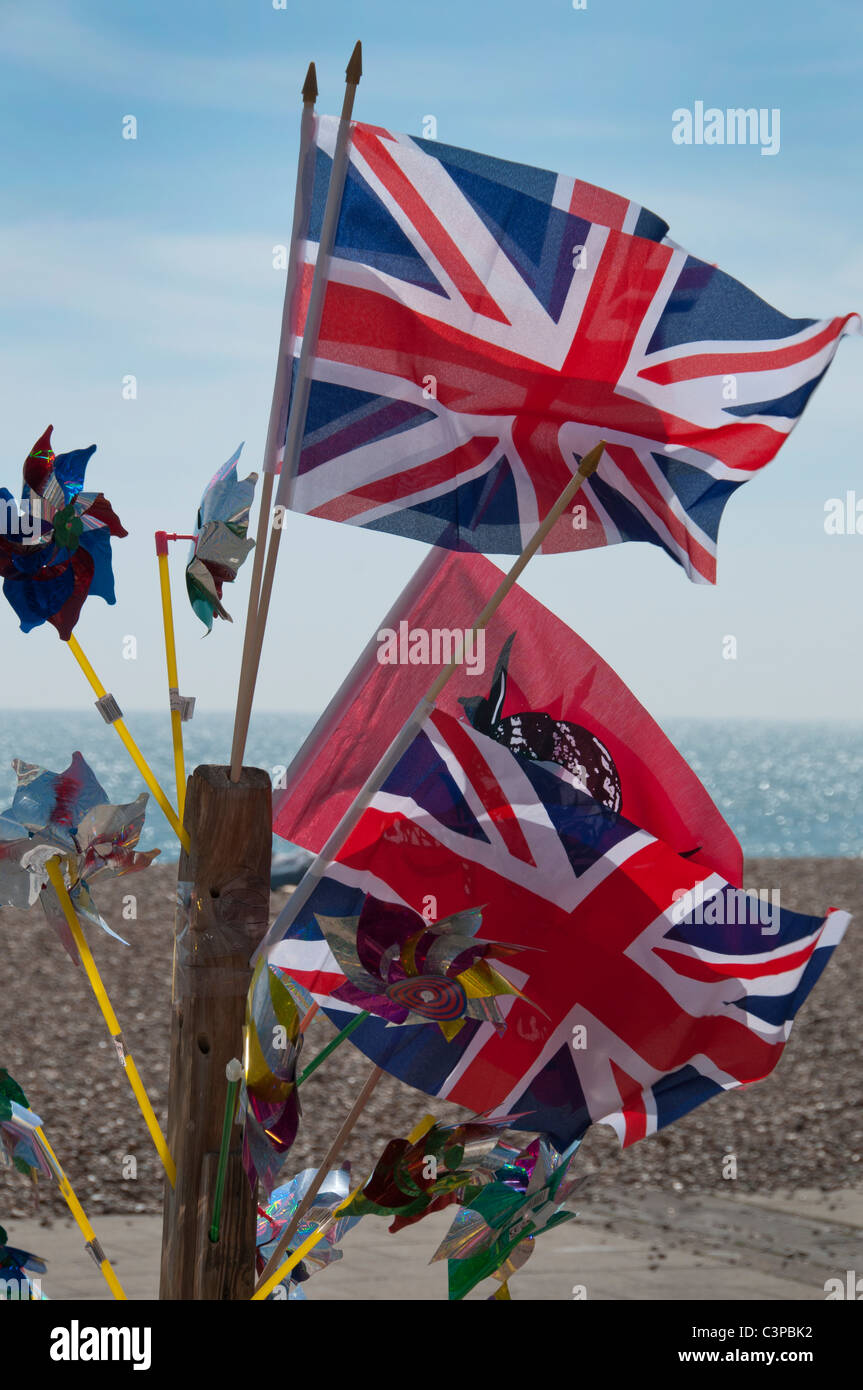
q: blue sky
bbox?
[0,0,860,733]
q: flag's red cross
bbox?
[294,126,849,581]
[336,709,781,1126]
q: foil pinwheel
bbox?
[186,445,257,631]
[0,1069,52,1183]
[0,427,126,640]
[432,1136,582,1299]
[349,1114,529,1232]
[0,752,159,962]
[0,1225,46,1297]
[256,1165,360,1300]
[314,896,536,1040]
[242,959,303,1193]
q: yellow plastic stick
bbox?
[156,539,187,820]
[252,1190,357,1301]
[35,1126,127,1300]
[251,1114,436,1300]
[44,857,176,1187]
[64,633,190,852]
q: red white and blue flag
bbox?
[268,708,849,1149]
[286,117,858,581]
[274,549,743,886]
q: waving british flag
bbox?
[268,708,849,1149]
[286,117,858,581]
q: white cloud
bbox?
[0,219,284,362]
[0,3,598,116]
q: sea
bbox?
[0,711,860,863]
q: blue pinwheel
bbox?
[0,426,126,640]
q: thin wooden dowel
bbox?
[229,60,318,782]
[251,1108,434,1300]
[252,1202,344,1301]
[65,634,190,852]
[229,62,320,781]
[230,470,273,780]
[155,538,187,821]
[298,1001,320,1033]
[230,42,363,779]
[230,515,284,777]
[251,442,605,968]
[254,1062,382,1291]
[44,858,176,1187]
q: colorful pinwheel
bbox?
[0,1225,46,1297]
[0,1067,126,1298]
[431,1136,582,1299]
[0,1069,52,1182]
[0,751,159,961]
[314,895,536,1040]
[242,959,304,1192]
[0,427,126,640]
[348,1114,528,1232]
[256,1166,360,1299]
[186,445,257,630]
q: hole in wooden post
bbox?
[210,888,220,899]
[197,1033,210,1055]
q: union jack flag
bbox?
[268,708,849,1149]
[286,117,858,581]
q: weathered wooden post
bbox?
[159,764,271,1299]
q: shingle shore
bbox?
[1,857,859,1220]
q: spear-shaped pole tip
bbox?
[302,61,318,104]
[578,440,606,479]
[346,40,362,84]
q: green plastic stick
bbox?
[296,1011,370,1088]
[209,1059,243,1244]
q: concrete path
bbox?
[9,1187,862,1301]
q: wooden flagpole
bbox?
[229,61,319,781]
[230,41,363,782]
[253,444,605,1291]
[155,532,188,821]
[253,1115,434,1300]
[254,1065,382,1292]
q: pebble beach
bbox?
[1,856,859,1226]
